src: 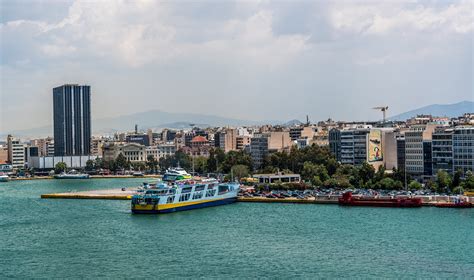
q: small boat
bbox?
[162,167,192,181]
[131,179,239,214]
[338,191,422,207]
[0,173,9,182]
[54,169,90,179]
[132,171,144,177]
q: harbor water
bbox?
[1,179,473,278]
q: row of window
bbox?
[126,157,143,161]
[124,151,143,155]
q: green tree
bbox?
[54,162,67,174]
[159,150,192,171]
[146,155,158,173]
[85,159,95,171]
[193,156,208,174]
[452,186,464,195]
[115,153,129,170]
[206,148,225,172]
[451,169,463,190]
[377,177,403,190]
[326,158,338,176]
[374,165,386,182]
[221,150,253,173]
[231,164,250,180]
[311,175,323,187]
[425,179,438,192]
[436,170,451,193]
[461,171,474,191]
[94,158,104,169]
[408,180,422,191]
[131,161,146,171]
[358,162,375,184]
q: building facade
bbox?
[452,126,474,174]
[432,128,453,175]
[339,129,369,166]
[404,125,436,180]
[396,135,406,172]
[250,132,292,169]
[7,135,25,169]
[53,84,91,156]
[102,143,146,162]
[236,136,251,150]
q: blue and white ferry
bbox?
[131,179,240,214]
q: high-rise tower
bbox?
[53,84,91,156]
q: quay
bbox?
[40,189,471,206]
[41,188,136,200]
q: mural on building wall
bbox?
[368,130,383,162]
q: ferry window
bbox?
[168,189,176,195]
[179,193,191,202]
[192,191,203,200]
[182,187,193,193]
[167,196,175,203]
[218,185,229,194]
[195,185,205,191]
[206,189,216,197]
[208,184,215,189]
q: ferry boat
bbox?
[131,180,239,214]
[338,191,422,207]
[0,172,9,182]
[54,170,90,179]
[162,167,192,181]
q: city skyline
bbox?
[1,0,473,132]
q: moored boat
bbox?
[54,170,90,179]
[0,172,9,182]
[162,167,192,181]
[131,179,239,214]
[338,191,422,207]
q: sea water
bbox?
[1,179,473,278]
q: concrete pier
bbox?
[41,188,136,200]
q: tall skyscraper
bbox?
[53,84,91,156]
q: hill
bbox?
[389,101,473,120]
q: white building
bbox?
[103,143,146,162]
[29,155,101,169]
[7,135,25,170]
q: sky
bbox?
[1,0,473,132]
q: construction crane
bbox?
[373,106,389,123]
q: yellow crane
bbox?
[373,106,389,123]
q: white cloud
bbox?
[1,1,310,68]
[1,1,472,132]
[329,0,473,35]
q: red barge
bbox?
[338,192,422,207]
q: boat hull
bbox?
[132,197,237,214]
[435,203,472,208]
[338,200,422,207]
[338,192,422,207]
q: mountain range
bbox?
[389,101,473,121]
[3,100,472,138]
[2,110,276,138]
